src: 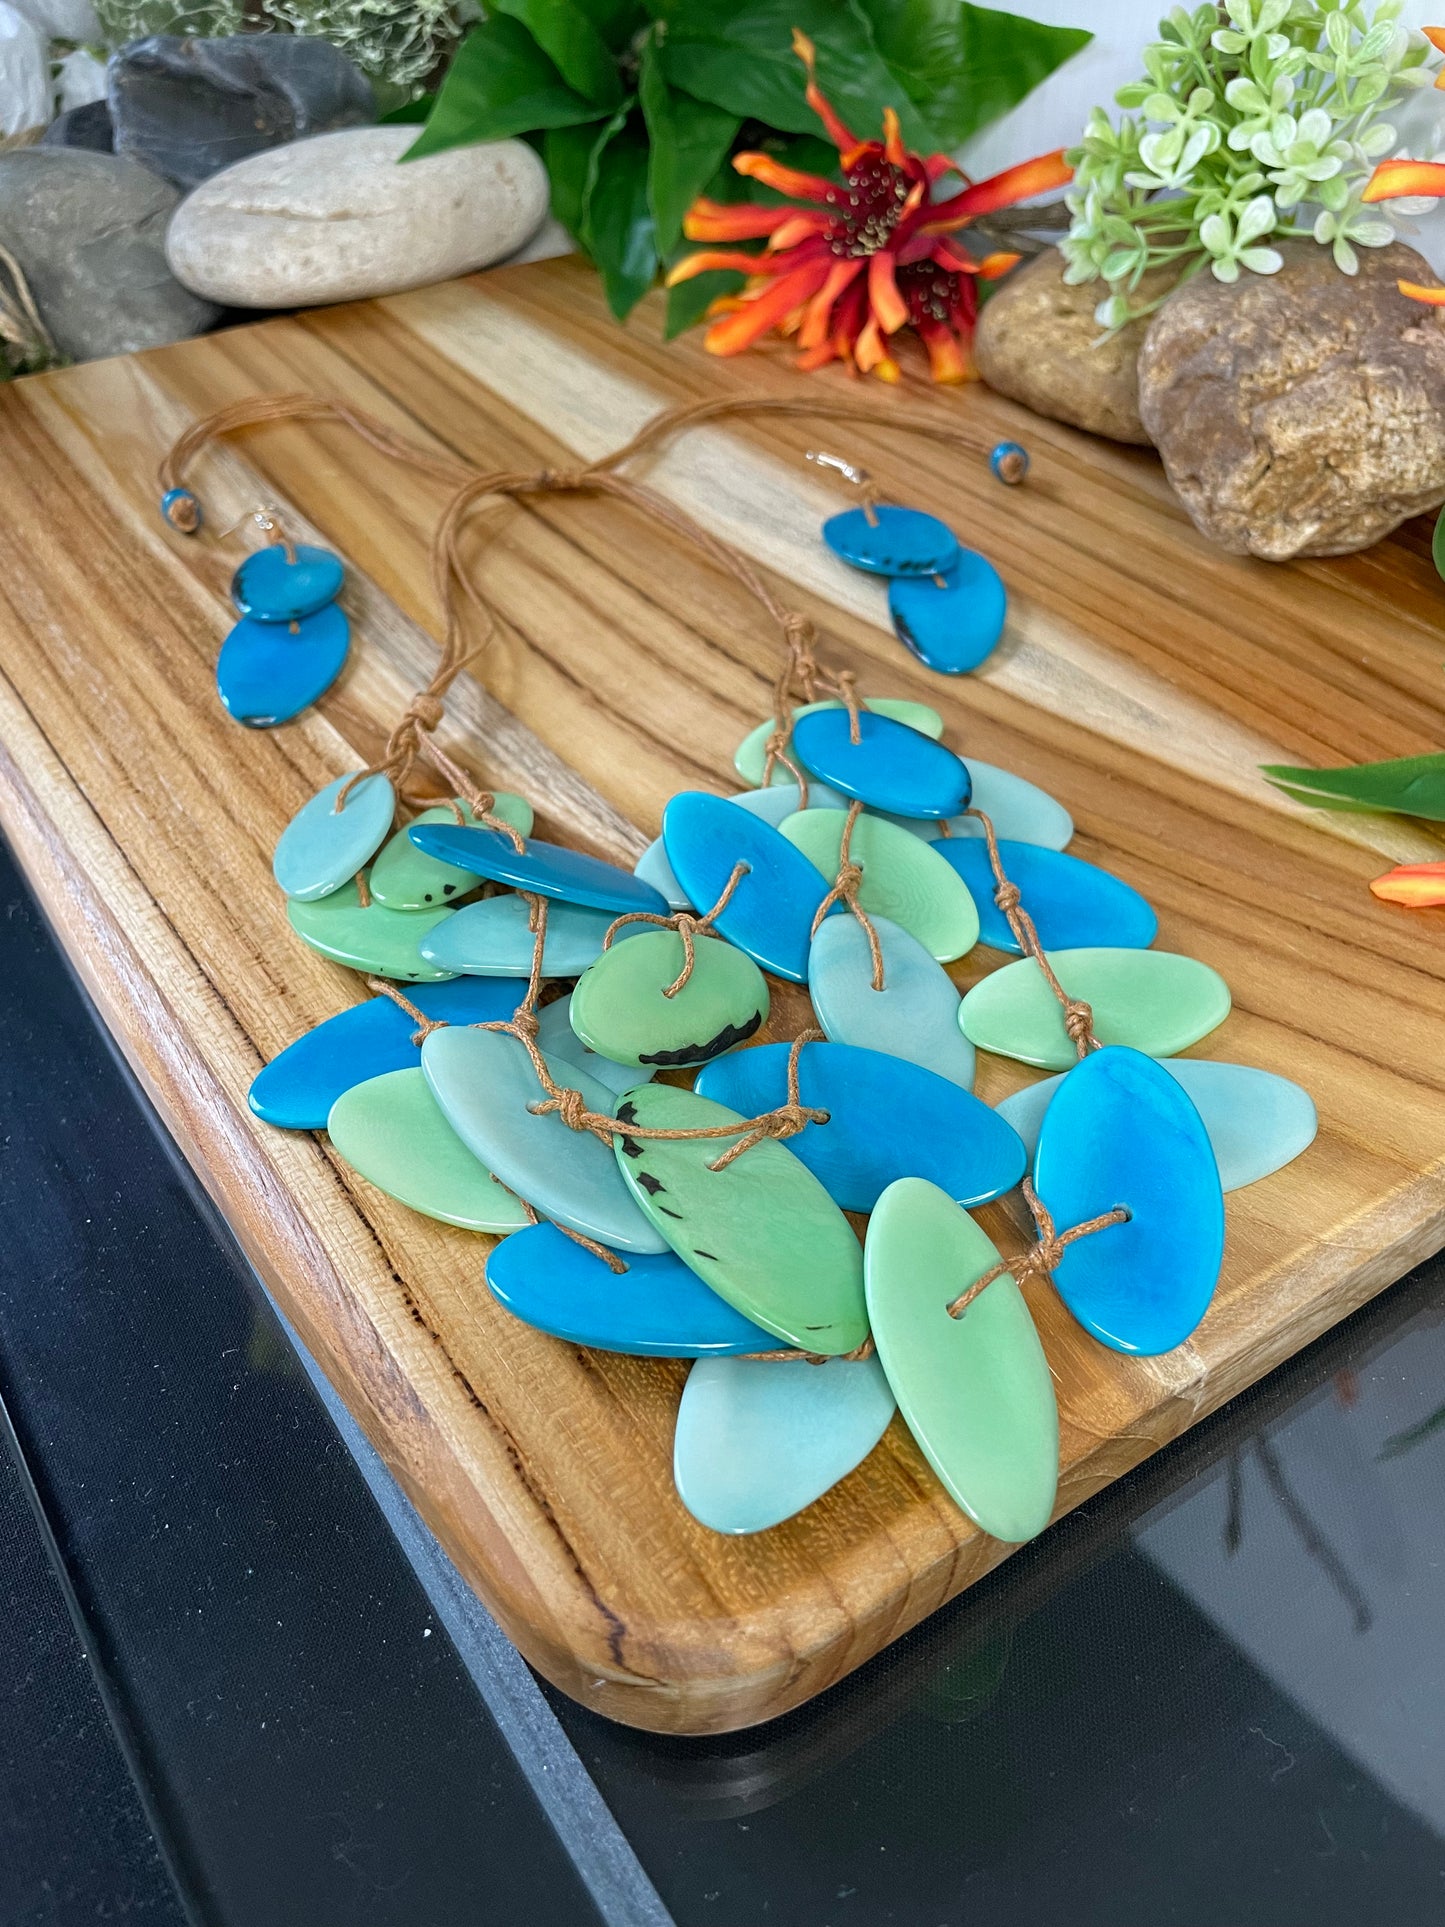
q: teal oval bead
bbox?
[421,1026,666,1255]
[934,838,1158,953]
[327,1068,531,1232]
[369,795,533,909]
[216,604,349,727]
[673,1355,895,1534]
[1034,1045,1224,1355]
[287,882,456,982]
[960,948,1231,1070]
[535,994,655,1098]
[634,837,693,912]
[779,807,979,962]
[734,699,943,788]
[997,1058,1317,1193]
[418,895,637,977]
[613,1082,869,1354]
[662,793,831,983]
[408,823,667,915]
[889,551,1007,675]
[570,927,768,1067]
[273,772,396,902]
[791,708,972,819]
[232,542,344,620]
[866,1178,1057,1542]
[732,780,850,823]
[486,1222,775,1356]
[912,760,1073,851]
[808,912,975,1090]
[823,504,958,576]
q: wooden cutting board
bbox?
[2,255,1444,1736]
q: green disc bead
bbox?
[369,794,534,909]
[866,1178,1058,1544]
[779,807,979,962]
[328,1067,531,1232]
[613,1082,868,1355]
[569,928,769,1068]
[733,698,943,788]
[287,879,457,982]
[960,947,1232,1070]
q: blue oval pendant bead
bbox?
[808,912,975,1090]
[408,822,668,916]
[216,604,350,727]
[418,895,640,977]
[273,772,395,902]
[248,977,528,1130]
[889,551,1007,675]
[1033,1044,1225,1355]
[696,1040,1024,1213]
[232,543,345,621]
[934,837,1158,952]
[791,707,972,819]
[486,1222,775,1357]
[823,505,959,577]
[661,792,831,983]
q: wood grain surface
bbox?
[2,255,1444,1735]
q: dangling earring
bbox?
[811,442,1025,677]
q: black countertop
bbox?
[3,831,1443,1927]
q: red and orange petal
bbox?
[920,149,1073,231]
[731,150,833,202]
[1398,277,1445,304]
[1424,24,1445,49]
[866,251,908,334]
[914,318,969,384]
[682,199,793,242]
[790,27,860,159]
[1370,861,1445,906]
[1364,157,1445,201]
[767,210,829,251]
[704,255,833,355]
[978,250,1021,280]
[665,249,766,285]
[798,258,862,350]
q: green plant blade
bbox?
[859,0,1091,147]
[544,121,601,240]
[380,92,434,124]
[1261,754,1445,822]
[488,0,623,107]
[403,16,604,161]
[1433,504,1445,582]
[583,105,659,319]
[638,34,740,257]
[1261,779,1395,818]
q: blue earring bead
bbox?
[823,504,960,577]
[990,441,1030,485]
[1034,1044,1225,1356]
[407,822,669,916]
[808,911,976,1090]
[232,542,345,622]
[486,1223,778,1358]
[273,772,396,902]
[661,793,833,983]
[695,1041,1024,1214]
[216,604,351,728]
[933,837,1158,953]
[889,551,1007,676]
[790,708,972,820]
[248,976,528,1129]
[160,486,202,533]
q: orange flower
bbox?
[1369,861,1445,907]
[666,29,1070,381]
[1363,138,1445,305]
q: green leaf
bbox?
[664,267,742,337]
[403,16,604,161]
[638,33,741,256]
[859,0,1092,147]
[1261,754,1445,822]
[488,0,623,107]
[543,122,601,241]
[573,0,647,49]
[583,107,659,319]
[380,92,434,125]
[656,0,935,152]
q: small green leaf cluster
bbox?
[405,0,1091,327]
[1063,0,1442,328]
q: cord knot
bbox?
[406,692,445,732]
[994,880,1022,915]
[1063,999,1096,1047]
[539,466,588,492]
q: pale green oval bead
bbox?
[733,698,943,788]
[866,1177,1058,1544]
[960,948,1232,1071]
[613,1082,868,1355]
[273,771,396,903]
[328,1067,530,1232]
[570,928,768,1068]
[779,808,979,962]
[369,794,533,909]
[287,880,457,982]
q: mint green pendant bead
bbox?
[866,1178,1058,1544]
[535,994,655,1098]
[808,912,974,1090]
[673,1355,895,1534]
[779,808,979,962]
[734,698,943,788]
[614,1082,868,1354]
[287,881,457,982]
[570,928,768,1068]
[273,771,395,902]
[327,1068,530,1232]
[369,794,533,909]
[960,948,1231,1071]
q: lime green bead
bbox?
[328,1067,530,1232]
[287,880,456,982]
[569,929,768,1068]
[779,808,979,962]
[960,948,1231,1070]
[734,698,943,788]
[369,794,534,909]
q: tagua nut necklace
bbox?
[158,390,1317,1546]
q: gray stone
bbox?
[41,98,114,152]
[1138,239,1445,559]
[109,33,374,192]
[0,149,217,360]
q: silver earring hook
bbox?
[216,503,286,541]
[806,450,871,490]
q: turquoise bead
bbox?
[735,699,943,789]
[732,780,850,822]
[634,837,693,911]
[418,895,642,977]
[889,551,1006,675]
[216,604,349,727]
[408,823,669,915]
[486,1222,776,1356]
[534,994,655,1098]
[273,772,395,902]
[808,911,975,1090]
[661,793,831,983]
[695,1041,1023,1212]
[673,1355,896,1533]
[934,837,1158,952]
[913,761,1073,851]
[997,1058,1317,1193]
[791,708,972,819]
[823,504,958,577]
[232,542,344,620]
[1034,1044,1225,1355]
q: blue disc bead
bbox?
[232,543,345,622]
[990,441,1030,484]
[934,837,1158,952]
[408,822,669,915]
[889,551,1007,675]
[823,504,959,577]
[791,707,971,819]
[216,603,350,727]
[160,487,202,532]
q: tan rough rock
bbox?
[1137,239,1445,559]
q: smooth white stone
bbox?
[808,912,975,1090]
[0,2,50,138]
[166,125,549,308]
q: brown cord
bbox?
[365,976,449,1045]
[966,808,1098,1057]
[809,800,885,992]
[601,859,750,998]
